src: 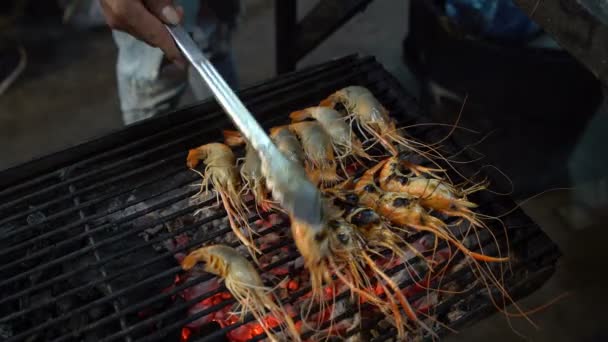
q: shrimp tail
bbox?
[223,130,246,146]
[289,109,312,122]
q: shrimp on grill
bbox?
[182,245,301,341]
[289,106,371,162]
[291,206,435,339]
[376,192,508,263]
[319,86,421,156]
[186,143,260,256]
[269,125,306,165]
[344,206,409,258]
[223,130,275,212]
[374,192,530,331]
[288,121,340,186]
[353,159,388,209]
[377,156,487,225]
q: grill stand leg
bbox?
[275,0,297,74]
[274,0,376,74]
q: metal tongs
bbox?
[166,24,323,229]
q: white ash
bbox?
[26,211,46,225]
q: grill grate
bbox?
[0,55,559,342]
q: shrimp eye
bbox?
[351,209,380,226]
[393,197,411,207]
[363,184,376,193]
[337,233,350,244]
[345,193,359,204]
[396,175,408,185]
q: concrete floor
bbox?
[1,0,606,340]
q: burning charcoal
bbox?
[447,308,466,323]
[188,190,215,208]
[56,295,77,314]
[67,308,90,338]
[190,322,227,342]
[88,304,110,320]
[142,223,165,239]
[26,211,46,225]
[345,333,365,342]
[29,291,53,323]
[77,231,178,313]
[129,296,185,341]
[107,197,124,214]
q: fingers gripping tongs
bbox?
[166,24,323,229]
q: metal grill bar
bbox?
[52,226,294,342]
[0,156,182,228]
[0,164,186,250]
[69,183,132,342]
[0,196,256,318]
[0,55,559,342]
[0,185,198,287]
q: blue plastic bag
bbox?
[445,0,541,41]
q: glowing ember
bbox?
[181,327,191,342]
[226,312,283,342]
[287,279,299,291]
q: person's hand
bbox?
[100,0,186,68]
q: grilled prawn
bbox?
[353,159,387,209]
[186,143,260,256]
[289,106,371,162]
[288,121,340,185]
[343,206,412,259]
[291,207,434,339]
[269,125,306,165]
[223,130,275,212]
[319,86,412,155]
[377,156,486,220]
[182,245,301,341]
[376,192,507,263]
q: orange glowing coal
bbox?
[225,312,289,342]
[181,327,191,342]
[287,279,299,291]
